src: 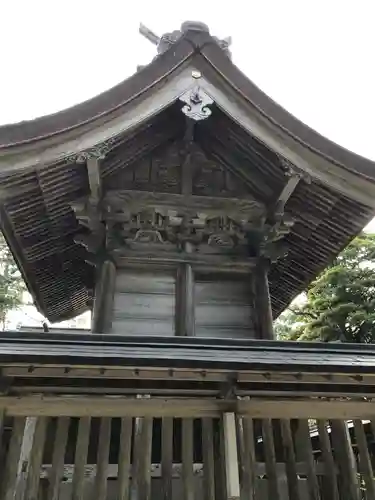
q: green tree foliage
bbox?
[0,233,24,329]
[275,233,375,343]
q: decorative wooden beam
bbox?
[103,190,265,219]
[274,157,310,217]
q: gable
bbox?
[102,139,256,199]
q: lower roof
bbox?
[1,330,375,372]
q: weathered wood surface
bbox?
[253,260,274,340]
[182,418,194,500]
[353,419,375,498]
[0,414,371,500]
[3,395,375,419]
[116,417,132,500]
[262,419,281,500]
[280,419,299,500]
[48,417,70,500]
[239,417,256,500]
[223,413,240,500]
[71,417,91,500]
[194,277,255,339]
[316,420,339,500]
[202,418,215,500]
[112,269,176,336]
[330,420,360,500]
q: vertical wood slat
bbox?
[161,417,173,500]
[240,417,256,500]
[330,420,360,500]
[72,417,91,500]
[316,420,339,500]
[202,418,215,500]
[117,417,132,500]
[280,419,299,500]
[48,417,70,500]
[296,419,320,500]
[223,413,240,500]
[214,420,226,500]
[95,418,112,500]
[262,419,280,500]
[14,417,38,500]
[1,417,26,500]
[25,417,48,500]
[0,411,5,486]
[182,418,194,500]
[135,416,153,500]
[353,420,375,498]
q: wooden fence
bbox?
[0,410,373,500]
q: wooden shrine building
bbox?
[1,20,375,500]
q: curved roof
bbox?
[1,24,374,181]
[0,22,374,322]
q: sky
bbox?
[0,1,375,326]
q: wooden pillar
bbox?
[253,258,274,340]
[176,241,194,336]
[92,259,116,333]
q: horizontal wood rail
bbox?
[0,395,375,419]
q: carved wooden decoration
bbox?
[179,87,214,122]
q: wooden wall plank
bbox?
[330,420,360,500]
[117,417,132,500]
[280,419,299,500]
[25,417,48,500]
[95,418,112,500]
[223,413,240,500]
[161,417,173,500]
[182,418,194,500]
[353,419,375,498]
[202,418,215,500]
[47,417,70,500]
[316,420,339,500]
[261,419,280,500]
[72,417,91,500]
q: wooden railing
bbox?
[0,407,374,500]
